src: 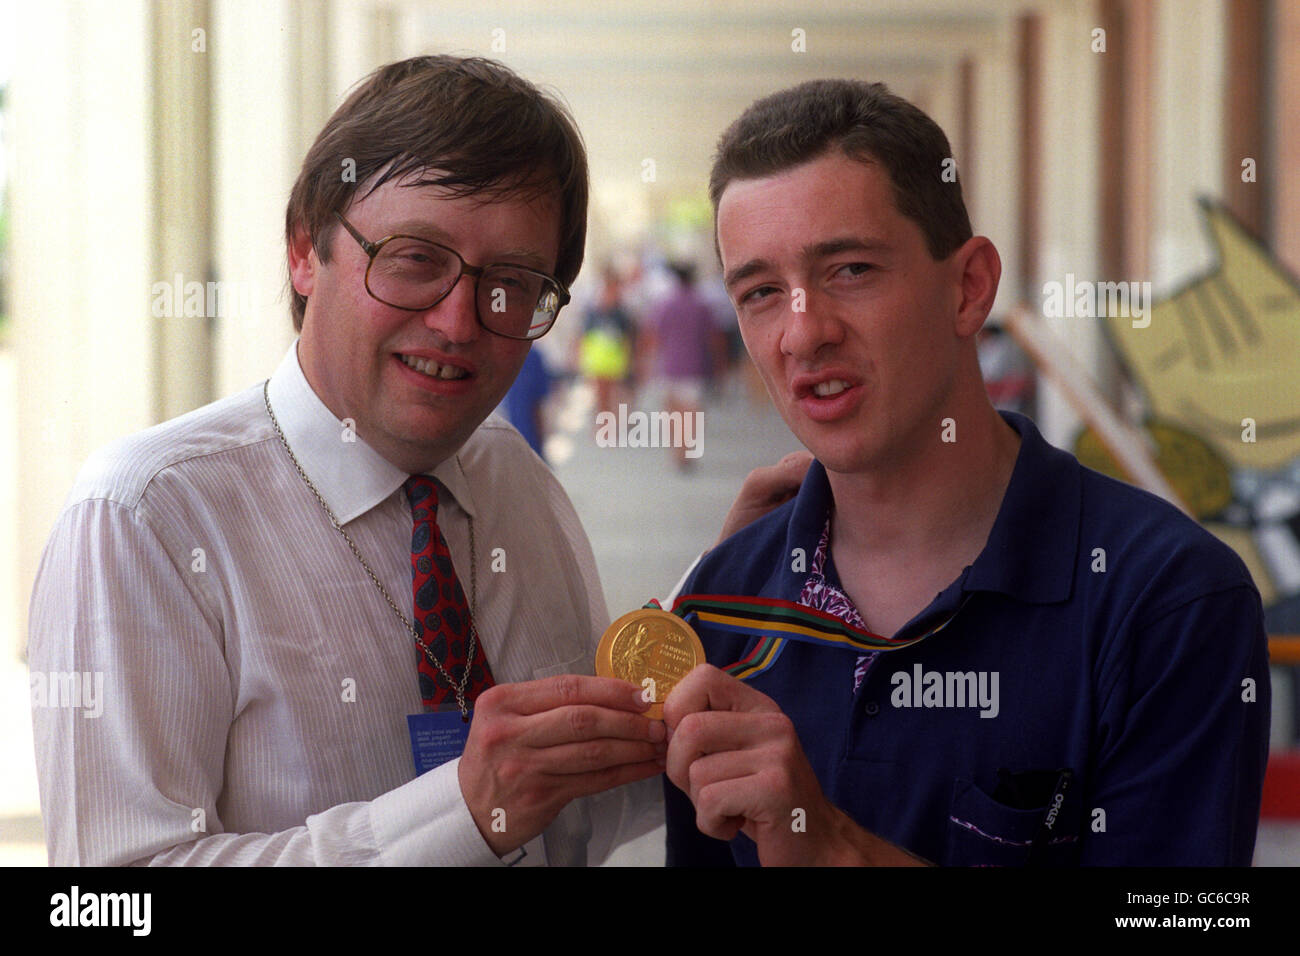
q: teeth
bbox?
[812,380,848,397]
[400,354,469,380]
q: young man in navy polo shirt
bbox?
[662,79,1270,866]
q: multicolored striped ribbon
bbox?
[646,593,967,682]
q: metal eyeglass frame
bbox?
[332,210,570,341]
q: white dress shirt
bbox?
[28,342,661,865]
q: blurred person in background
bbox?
[703,272,746,400]
[640,260,722,469]
[977,324,1035,417]
[500,345,555,462]
[578,264,635,423]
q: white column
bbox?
[210,0,301,396]
[330,0,385,106]
[11,0,155,654]
[1034,0,1102,448]
[924,58,962,162]
[1151,0,1225,288]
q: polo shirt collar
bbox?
[784,410,1078,607]
[965,411,1079,604]
[264,342,479,525]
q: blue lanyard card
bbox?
[407,705,473,776]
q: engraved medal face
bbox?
[595,609,704,719]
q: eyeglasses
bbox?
[333,211,570,341]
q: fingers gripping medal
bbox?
[596,609,705,719]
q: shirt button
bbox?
[864,701,880,717]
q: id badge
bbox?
[407,704,473,776]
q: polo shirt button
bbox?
[864,701,880,716]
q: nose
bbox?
[780,290,844,359]
[422,273,482,344]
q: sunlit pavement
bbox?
[549,377,802,630]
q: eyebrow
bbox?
[724,236,893,291]
[384,221,552,270]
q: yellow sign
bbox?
[1104,200,1300,471]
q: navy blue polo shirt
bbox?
[664,411,1270,866]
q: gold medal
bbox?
[595,608,705,720]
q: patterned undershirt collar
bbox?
[798,513,875,691]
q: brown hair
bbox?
[709,79,971,261]
[285,55,588,331]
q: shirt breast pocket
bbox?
[945,776,1080,867]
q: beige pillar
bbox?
[968,20,1022,320]
[152,0,216,420]
[1150,0,1225,287]
[924,58,962,159]
[292,2,335,163]
[1034,0,1103,448]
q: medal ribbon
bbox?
[645,593,968,682]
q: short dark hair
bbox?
[709,79,971,261]
[285,55,588,331]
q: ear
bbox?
[951,236,1001,338]
[287,224,319,298]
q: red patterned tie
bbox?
[403,476,495,709]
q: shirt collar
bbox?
[265,342,479,524]
[785,410,1079,606]
[963,411,1079,604]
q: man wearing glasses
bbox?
[29,55,664,865]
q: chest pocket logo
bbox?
[945,769,1080,867]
